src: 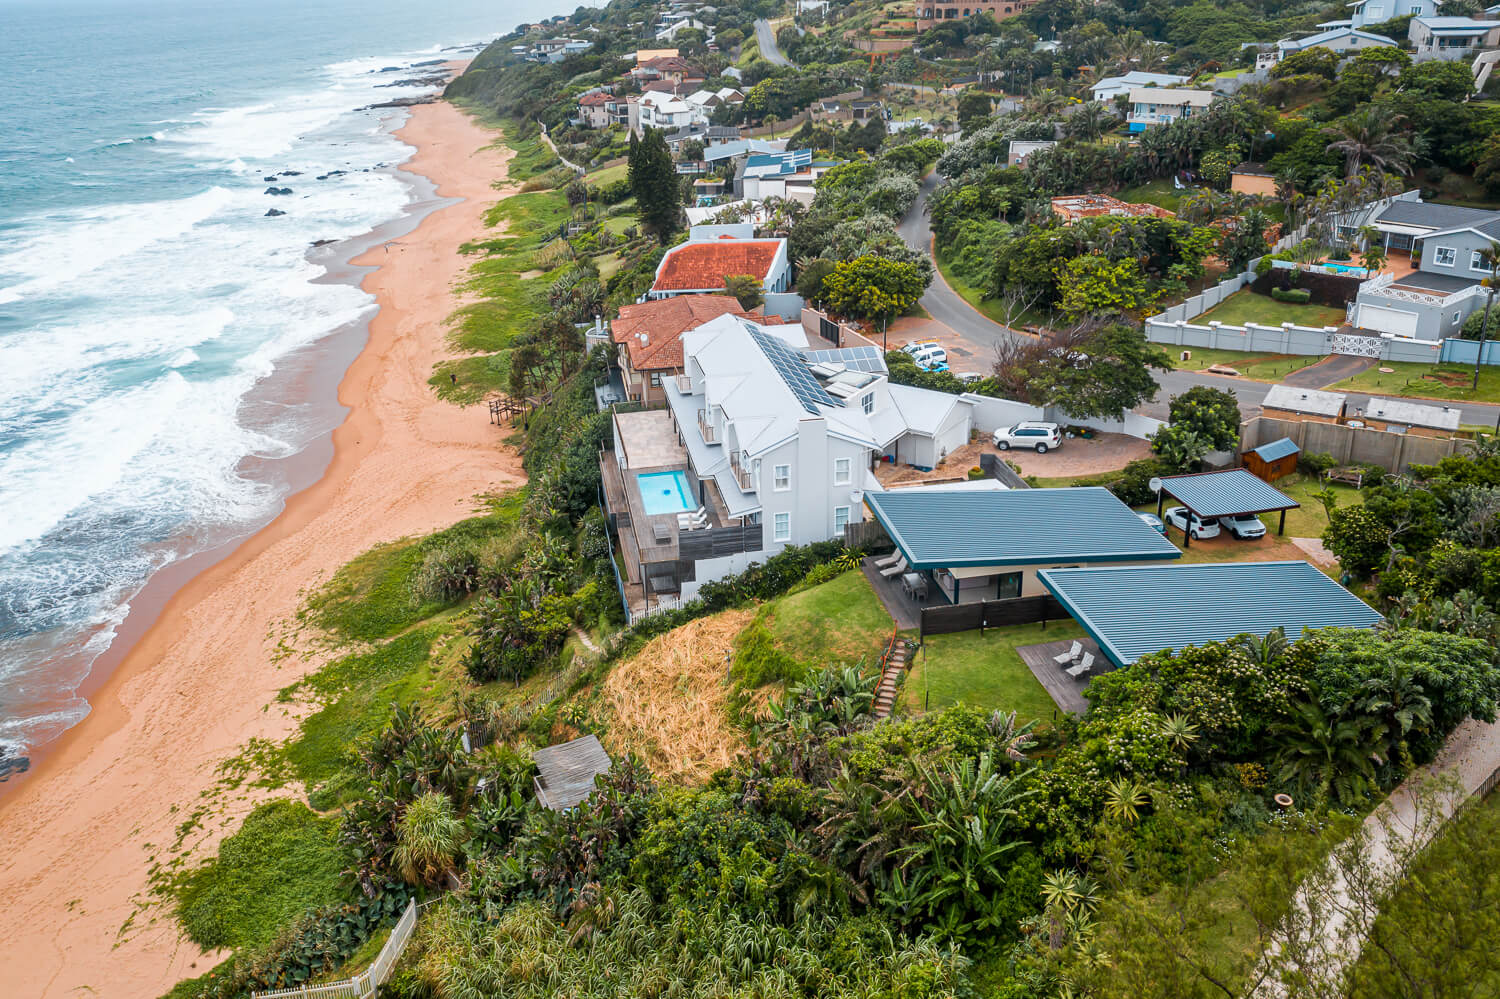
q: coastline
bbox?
[0,98,521,997]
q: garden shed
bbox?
[533,734,613,811]
[1243,436,1299,482]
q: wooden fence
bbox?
[920,595,1068,638]
[842,519,891,552]
[252,899,418,999]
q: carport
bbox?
[1154,468,1300,546]
[1038,561,1384,667]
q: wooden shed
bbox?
[1244,436,1300,483]
[533,734,613,811]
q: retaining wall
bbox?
[1240,416,1469,473]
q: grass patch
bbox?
[1196,290,1348,330]
[763,570,894,668]
[172,800,345,952]
[934,251,1049,330]
[498,119,561,182]
[1170,345,1324,381]
[1331,359,1500,405]
[586,161,627,187]
[429,350,513,405]
[1113,178,1184,212]
[1273,474,1364,538]
[902,622,1083,721]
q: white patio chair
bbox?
[1066,652,1096,678]
[879,555,909,578]
[873,550,904,568]
[1052,641,1083,666]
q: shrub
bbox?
[410,541,479,604]
[1297,451,1338,477]
[1105,458,1169,507]
[1270,286,1312,304]
[731,619,808,690]
[967,466,986,480]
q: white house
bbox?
[1089,71,1188,103]
[648,224,793,300]
[1319,0,1438,30]
[1126,87,1215,132]
[1276,27,1396,60]
[633,90,709,135]
[1409,16,1500,60]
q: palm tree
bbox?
[1066,101,1118,143]
[1270,698,1386,807]
[1323,110,1418,177]
[1358,662,1434,768]
[393,790,468,888]
[1237,625,1289,666]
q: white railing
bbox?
[1364,278,1486,309]
[252,900,418,999]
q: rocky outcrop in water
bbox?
[265,208,286,217]
[264,186,293,196]
[360,96,438,111]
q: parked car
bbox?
[907,345,949,371]
[992,422,1062,453]
[1137,512,1165,534]
[901,338,940,356]
[1163,506,1221,540]
[1219,512,1267,540]
[956,371,984,384]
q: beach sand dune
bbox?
[0,100,521,998]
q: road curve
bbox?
[898,172,1500,426]
[754,18,791,67]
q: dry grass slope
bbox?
[602,609,755,783]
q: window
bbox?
[996,572,1022,599]
[834,457,851,485]
[834,506,850,533]
[861,392,874,414]
[649,372,662,386]
[1473,250,1490,272]
[773,512,790,541]
[1454,311,1463,324]
[773,463,790,491]
[1435,246,1457,267]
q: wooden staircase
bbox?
[872,632,913,719]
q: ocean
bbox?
[0,0,571,773]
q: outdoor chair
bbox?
[1066,652,1096,678]
[677,507,709,530]
[1052,641,1083,666]
[879,555,909,578]
[873,550,903,568]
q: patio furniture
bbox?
[677,506,709,530]
[873,550,904,568]
[653,521,671,543]
[1052,641,1083,666]
[1066,652,1095,678]
[879,555,909,578]
[900,572,928,601]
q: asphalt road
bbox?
[898,172,1500,427]
[754,18,791,67]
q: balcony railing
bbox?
[697,408,718,443]
[729,451,755,492]
[674,373,692,394]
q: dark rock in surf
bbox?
[265,209,286,217]
[264,186,293,196]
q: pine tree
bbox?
[629,127,679,237]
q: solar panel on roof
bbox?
[751,328,843,413]
[801,346,887,373]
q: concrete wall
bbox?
[959,393,1047,433]
[762,291,804,321]
[1047,408,1168,440]
[1240,415,1469,473]
[1147,317,1447,365]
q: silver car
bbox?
[1220,513,1267,540]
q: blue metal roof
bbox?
[1160,468,1299,517]
[1038,561,1383,667]
[1252,437,1300,462]
[865,487,1182,569]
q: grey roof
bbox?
[1039,561,1383,666]
[1279,27,1394,50]
[1159,468,1300,517]
[533,734,613,811]
[1252,437,1300,462]
[1363,396,1463,431]
[1375,201,1500,233]
[1262,384,1346,418]
[751,326,843,413]
[1416,15,1497,31]
[864,487,1182,569]
[1392,271,1484,294]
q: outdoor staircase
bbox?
[872,633,912,719]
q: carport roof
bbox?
[864,486,1182,569]
[1038,561,1383,666]
[1159,468,1299,518]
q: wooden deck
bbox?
[1016,638,1107,715]
[862,559,922,630]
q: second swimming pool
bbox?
[637,470,695,515]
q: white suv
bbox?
[1220,513,1267,540]
[992,422,1062,453]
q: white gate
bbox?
[1331,331,1386,358]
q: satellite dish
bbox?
[1148,477,1163,494]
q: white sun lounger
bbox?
[879,555,909,578]
[1052,641,1083,665]
[1066,652,1095,678]
[874,550,904,568]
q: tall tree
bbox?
[1323,110,1417,177]
[629,127,679,237]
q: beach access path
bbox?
[0,99,525,998]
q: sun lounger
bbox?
[677,506,709,530]
[874,550,904,568]
[1066,652,1096,678]
[1052,641,1083,666]
[879,555,909,578]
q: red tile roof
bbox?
[611,295,755,371]
[579,92,610,106]
[652,238,784,293]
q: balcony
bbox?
[675,373,692,394]
[696,408,718,443]
[729,450,755,492]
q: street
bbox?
[753,19,790,67]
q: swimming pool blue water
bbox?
[1321,262,1368,276]
[638,471,695,515]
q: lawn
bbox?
[586,161,627,187]
[1331,360,1500,405]
[901,621,1084,722]
[1114,178,1183,212]
[1196,290,1348,330]
[1170,345,1323,382]
[764,569,895,668]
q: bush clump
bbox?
[1270,286,1312,303]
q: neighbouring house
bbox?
[631,55,707,88]
[634,47,679,63]
[533,735,613,810]
[1320,0,1439,31]
[1347,200,1500,338]
[1126,87,1215,131]
[665,122,740,151]
[1354,396,1463,437]
[1089,71,1188,103]
[577,91,617,129]
[1050,194,1175,223]
[1261,384,1348,423]
[915,1,1041,30]
[1409,16,1500,60]
[864,487,1182,603]
[656,16,706,41]
[850,98,886,122]
[1230,162,1278,197]
[647,224,793,300]
[736,149,841,203]
[1008,139,1057,167]
[633,90,709,135]
[685,89,745,114]
[609,296,760,405]
[1243,436,1300,482]
[598,315,998,618]
[1039,561,1382,668]
[703,138,785,164]
[1275,27,1396,61]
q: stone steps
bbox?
[872,639,912,719]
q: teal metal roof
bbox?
[1252,437,1300,462]
[1160,468,1299,517]
[1038,561,1382,666]
[865,487,1182,569]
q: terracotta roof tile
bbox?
[652,239,783,293]
[611,295,756,371]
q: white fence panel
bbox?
[252,982,364,999]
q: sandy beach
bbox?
[0,98,521,998]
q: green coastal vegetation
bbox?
[157,0,1500,997]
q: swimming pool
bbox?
[637,470,695,515]
[1319,262,1368,277]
